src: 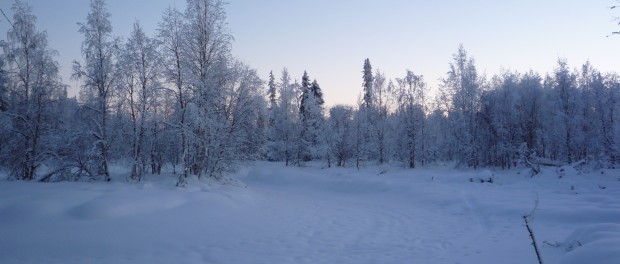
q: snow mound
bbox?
[68,191,187,220]
[559,223,620,264]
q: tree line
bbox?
[1,0,264,184]
[266,47,620,171]
[1,0,619,183]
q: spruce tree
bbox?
[268,71,277,110]
[311,79,324,106]
[297,71,325,163]
[362,58,374,109]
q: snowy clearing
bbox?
[1,162,619,264]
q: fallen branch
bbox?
[530,157,562,167]
[523,215,544,264]
[570,159,586,167]
[523,157,541,177]
[523,198,543,264]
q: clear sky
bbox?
[1,0,619,107]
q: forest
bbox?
[1,0,619,185]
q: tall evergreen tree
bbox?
[311,79,324,106]
[265,70,279,160]
[268,70,277,111]
[297,71,325,163]
[299,71,311,117]
[362,58,374,109]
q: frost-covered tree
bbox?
[328,105,354,167]
[265,70,279,160]
[577,62,606,164]
[479,71,524,168]
[603,73,620,165]
[372,70,391,164]
[603,74,620,167]
[550,59,580,163]
[440,45,483,168]
[0,0,64,180]
[117,21,161,181]
[178,0,233,183]
[393,70,427,168]
[72,0,118,181]
[311,79,325,107]
[424,107,450,163]
[215,60,265,166]
[157,6,191,178]
[362,58,373,109]
[518,71,545,156]
[297,71,325,164]
[267,68,299,165]
[355,59,381,165]
[267,70,277,112]
[0,57,7,112]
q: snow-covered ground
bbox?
[0,162,619,264]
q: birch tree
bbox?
[72,0,118,181]
[118,21,160,181]
[440,45,483,168]
[0,0,64,180]
[157,6,191,179]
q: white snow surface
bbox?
[0,162,619,264]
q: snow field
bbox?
[0,162,619,264]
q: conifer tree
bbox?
[362,58,374,109]
[297,71,325,163]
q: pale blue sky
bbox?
[1,0,619,106]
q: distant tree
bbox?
[267,70,277,112]
[518,71,545,156]
[603,73,620,165]
[424,107,450,163]
[352,103,368,169]
[298,71,311,119]
[577,62,602,162]
[551,59,580,163]
[265,70,279,160]
[328,105,354,166]
[362,58,373,109]
[220,60,266,163]
[268,68,299,165]
[297,71,325,164]
[311,79,324,106]
[440,45,483,168]
[355,59,381,166]
[478,71,524,168]
[394,70,427,168]
[373,70,390,164]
